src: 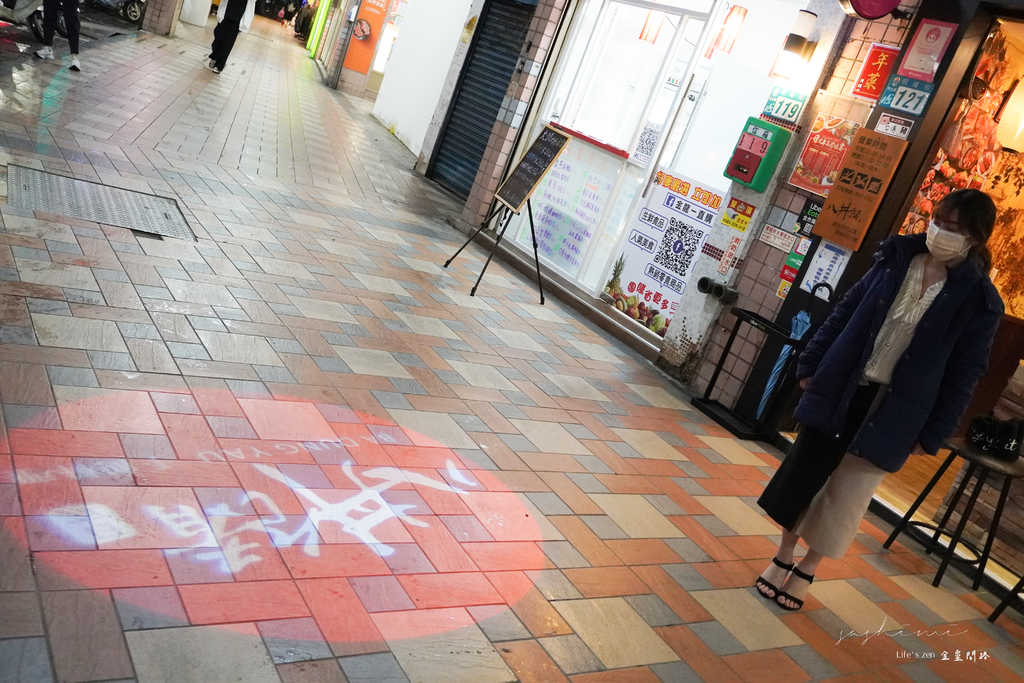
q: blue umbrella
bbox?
[756,310,812,421]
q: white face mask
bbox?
[926,221,971,261]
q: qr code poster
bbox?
[605,171,721,337]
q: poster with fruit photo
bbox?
[789,114,860,196]
[604,171,722,337]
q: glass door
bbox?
[508,0,715,289]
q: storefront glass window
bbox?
[556,3,680,152]
[508,0,713,288]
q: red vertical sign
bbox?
[851,43,900,101]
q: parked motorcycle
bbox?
[0,0,68,42]
[85,0,143,24]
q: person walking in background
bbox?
[209,0,257,74]
[35,0,82,71]
[754,189,1004,612]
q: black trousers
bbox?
[758,383,882,531]
[210,0,249,70]
[42,0,80,54]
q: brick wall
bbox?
[458,0,569,229]
[933,362,1024,575]
[691,4,917,406]
[142,0,185,36]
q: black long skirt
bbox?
[758,382,881,530]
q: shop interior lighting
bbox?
[640,11,666,43]
[307,0,335,53]
[704,5,747,59]
[771,10,818,80]
[996,80,1024,153]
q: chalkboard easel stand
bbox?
[443,199,545,304]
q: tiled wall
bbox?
[458,0,569,229]
[692,3,918,408]
[142,0,185,36]
[338,68,373,98]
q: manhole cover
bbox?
[8,165,194,241]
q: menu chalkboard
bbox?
[495,126,572,213]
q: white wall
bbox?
[373,0,477,156]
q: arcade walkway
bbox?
[0,15,1022,683]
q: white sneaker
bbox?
[70,56,81,72]
[208,59,215,69]
[34,46,53,59]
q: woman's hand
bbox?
[799,377,812,390]
[911,442,928,456]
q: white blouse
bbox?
[863,254,945,385]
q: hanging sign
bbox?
[720,197,755,232]
[763,87,807,124]
[604,171,722,337]
[875,113,915,140]
[852,43,900,100]
[789,114,860,196]
[793,197,822,236]
[800,240,852,299]
[879,75,934,116]
[814,128,908,250]
[898,20,957,82]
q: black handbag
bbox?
[967,412,1024,461]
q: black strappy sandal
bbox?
[777,566,814,611]
[755,557,794,600]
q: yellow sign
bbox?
[777,279,791,299]
[814,128,908,250]
[721,197,755,232]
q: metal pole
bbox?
[328,0,364,89]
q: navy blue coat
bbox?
[794,233,1004,473]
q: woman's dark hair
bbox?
[932,189,996,270]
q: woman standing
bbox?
[756,189,1004,611]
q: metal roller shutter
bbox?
[430,0,536,198]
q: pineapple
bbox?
[606,254,627,295]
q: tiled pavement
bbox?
[1,16,1024,683]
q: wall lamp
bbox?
[771,10,818,80]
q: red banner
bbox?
[852,43,899,101]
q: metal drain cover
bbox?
[8,165,194,241]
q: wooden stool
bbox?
[884,438,1024,616]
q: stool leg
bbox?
[934,467,988,587]
[929,462,976,555]
[990,571,1024,622]
[884,452,956,549]
[974,472,1010,590]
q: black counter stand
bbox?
[443,199,545,304]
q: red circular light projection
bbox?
[3,389,548,650]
